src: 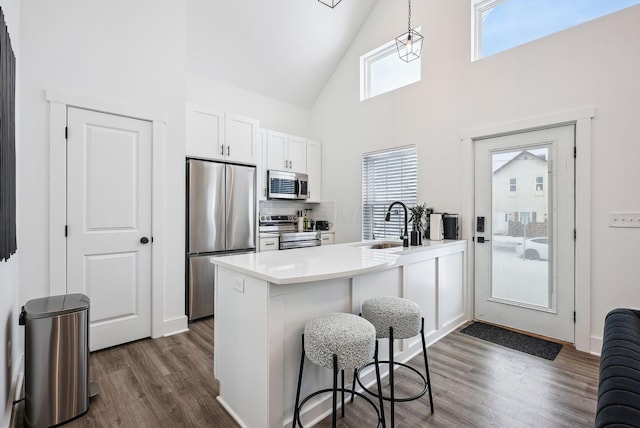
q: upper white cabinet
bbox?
[306,139,322,202]
[257,129,267,201]
[225,113,259,164]
[186,104,259,164]
[266,130,307,174]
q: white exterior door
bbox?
[66,107,152,351]
[474,125,575,342]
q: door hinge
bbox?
[574,146,577,158]
[65,126,68,139]
[151,236,154,243]
[573,311,576,323]
[574,229,576,240]
[65,225,68,237]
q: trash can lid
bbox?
[23,294,90,319]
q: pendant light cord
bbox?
[408,0,412,33]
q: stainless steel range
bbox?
[259,214,321,250]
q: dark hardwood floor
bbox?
[15,319,600,427]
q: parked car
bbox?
[515,237,548,260]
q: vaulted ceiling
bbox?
[186,0,378,109]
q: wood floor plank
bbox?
[15,319,599,427]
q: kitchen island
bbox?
[211,239,467,428]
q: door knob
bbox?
[140,237,150,244]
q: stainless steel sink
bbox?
[365,241,403,249]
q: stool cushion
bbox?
[362,296,422,339]
[304,313,376,370]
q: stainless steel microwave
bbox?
[267,170,309,200]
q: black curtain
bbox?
[0,6,16,261]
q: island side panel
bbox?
[269,278,353,428]
[438,251,466,331]
[404,258,438,350]
[216,266,270,428]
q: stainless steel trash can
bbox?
[20,294,91,428]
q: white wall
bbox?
[19,0,188,334]
[186,72,311,138]
[311,1,640,351]
[0,0,19,422]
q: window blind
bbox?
[362,146,417,240]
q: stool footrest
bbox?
[355,361,428,402]
[295,388,384,428]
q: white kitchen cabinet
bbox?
[306,139,322,202]
[257,129,267,201]
[186,104,259,164]
[224,113,259,164]
[186,104,224,161]
[320,232,334,245]
[259,236,279,252]
[266,130,306,174]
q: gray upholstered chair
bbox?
[353,296,434,428]
[292,312,386,428]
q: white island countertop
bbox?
[210,239,465,285]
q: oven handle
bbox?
[279,240,321,250]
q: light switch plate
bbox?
[608,212,640,228]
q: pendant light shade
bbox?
[318,0,342,8]
[396,0,423,62]
[396,29,423,63]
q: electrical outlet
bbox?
[608,212,640,228]
[233,279,245,293]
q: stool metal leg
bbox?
[374,340,386,428]
[332,354,338,428]
[389,326,395,428]
[341,369,345,418]
[293,334,306,428]
[420,318,434,414]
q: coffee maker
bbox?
[443,213,459,240]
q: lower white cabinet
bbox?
[259,236,279,252]
[320,232,334,245]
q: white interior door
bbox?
[66,107,152,351]
[474,125,575,342]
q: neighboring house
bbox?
[492,151,548,236]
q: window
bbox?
[360,31,421,101]
[472,0,640,60]
[536,176,544,191]
[362,146,417,240]
[509,178,517,192]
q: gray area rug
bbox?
[460,322,562,361]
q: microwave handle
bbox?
[295,178,300,197]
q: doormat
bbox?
[459,322,562,361]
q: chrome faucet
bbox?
[385,201,409,247]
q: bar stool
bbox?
[353,296,434,428]
[293,312,386,428]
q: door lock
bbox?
[476,236,490,243]
[140,237,150,244]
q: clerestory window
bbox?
[472,0,640,60]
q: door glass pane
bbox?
[491,146,551,308]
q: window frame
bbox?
[360,28,422,101]
[362,145,418,240]
[471,0,508,61]
[509,177,517,192]
[536,176,544,192]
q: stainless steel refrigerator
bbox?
[186,159,256,320]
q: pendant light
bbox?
[318,0,342,8]
[395,0,423,62]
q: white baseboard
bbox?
[2,353,23,428]
[163,315,189,337]
[590,335,603,357]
